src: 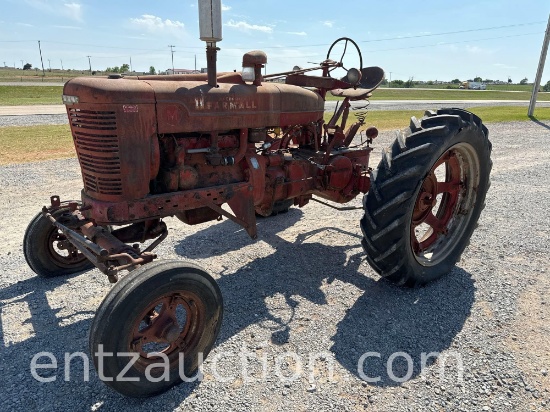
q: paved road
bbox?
[2,100,550,117]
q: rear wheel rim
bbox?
[411,142,480,266]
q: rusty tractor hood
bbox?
[63,74,325,133]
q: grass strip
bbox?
[324,106,550,130]
[0,124,75,165]
[0,86,64,106]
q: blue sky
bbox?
[1,0,549,83]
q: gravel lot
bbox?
[0,120,549,411]
[0,114,66,127]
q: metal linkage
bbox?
[42,199,169,283]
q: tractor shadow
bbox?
[0,207,475,410]
[175,208,476,387]
[330,267,475,386]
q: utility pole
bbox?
[528,14,550,117]
[20,60,24,68]
[38,40,45,76]
[87,55,92,75]
[194,54,197,71]
[168,45,175,73]
[389,72,392,88]
[48,59,51,71]
[60,59,64,70]
[130,56,133,73]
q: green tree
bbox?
[120,63,130,73]
[451,78,461,84]
[23,63,32,70]
[473,76,482,82]
[392,79,404,87]
[404,77,415,88]
[149,66,156,75]
[543,80,550,92]
[520,77,528,85]
[508,77,513,84]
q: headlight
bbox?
[242,67,255,82]
[62,95,79,105]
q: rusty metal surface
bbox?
[154,81,324,133]
[411,150,462,254]
[57,42,380,276]
[128,289,206,372]
[67,102,157,202]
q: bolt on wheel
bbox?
[411,143,480,267]
[129,291,206,372]
[89,260,223,397]
[24,207,94,277]
[360,109,492,286]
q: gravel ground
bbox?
[0,114,67,127]
[0,120,549,411]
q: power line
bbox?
[174,20,550,51]
[358,21,547,44]
[38,41,169,52]
[266,32,544,63]
[364,31,544,53]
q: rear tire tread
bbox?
[360,108,492,286]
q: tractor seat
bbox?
[331,66,385,100]
[330,88,372,100]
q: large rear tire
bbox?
[89,260,223,397]
[361,109,492,286]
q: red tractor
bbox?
[23,1,491,398]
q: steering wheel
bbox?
[326,37,363,79]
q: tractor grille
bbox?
[69,109,123,196]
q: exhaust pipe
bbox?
[198,0,222,87]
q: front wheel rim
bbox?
[128,290,206,372]
[411,142,481,267]
[46,222,89,268]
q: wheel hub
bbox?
[411,149,464,255]
[129,292,205,369]
[412,173,438,225]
